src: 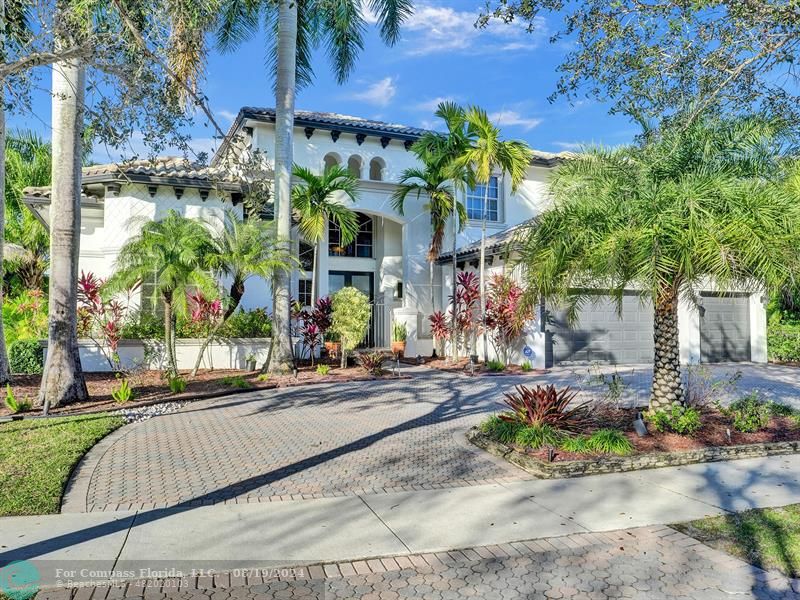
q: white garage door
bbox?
[700,293,751,363]
[548,292,654,365]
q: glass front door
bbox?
[329,271,375,347]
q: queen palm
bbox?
[190,210,294,376]
[391,159,466,314]
[292,164,359,306]
[217,0,412,372]
[515,117,800,410]
[108,210,216,376]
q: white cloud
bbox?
[488,110,542,131]
[552,141,582,151]
[350,76,397,106]
[216,109,238,122]
[402,3,546,56]
[413,96,456,112]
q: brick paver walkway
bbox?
[67,363,800,512]
[34,526,800,599]
[72,370,530,512]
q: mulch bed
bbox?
[422,357,546,376]
[509,407,800,463]
[1,362,408,418]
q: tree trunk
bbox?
[649,288,684,411]
[0,45,11,384]
[450,198,459,361]
[480,182,489,364]
[38,55,89,411]
[310,243,318,306]
[163,293,177,375]
[268,0,298,374]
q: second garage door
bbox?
[548,292,654,365]
[700,293,751,362]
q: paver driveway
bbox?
[69,363,800,512]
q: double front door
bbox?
[329,271,376,347]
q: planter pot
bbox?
[391,341,406,357]
[245,359,257,371]
[324,341,341,358]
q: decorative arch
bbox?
[369,157,386,181]
[347,155,363,179]
[323,152,341,172]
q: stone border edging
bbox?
[466,426,800,478]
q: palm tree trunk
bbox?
[269,0,298,374]
[38,55,89,411]
[163,294,177,375]
[0,53,11,384]
[649,287,684,411]
[480,182,489,364]
[450,201,459,361]
[310,243,318,306]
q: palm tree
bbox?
[4,131,50,291]
[217,0,412,372]
[190,210,294,376]
[410,101,472,359]
[391,160,466,314]
[460,106,533,363]
[108,210,216,376]
[292,164,359,306]
[515,117,800,410]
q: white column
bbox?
[678,294,701,364]
[317,225,330,299]
[750,292,768,363]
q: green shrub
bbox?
[585,429,633,455]
[168,375,187,394]
[256,373,270,382]
[486,360,505,372]
[8,339,44,374]
[221,375,251,389]
[767,401,796,417]
[219,308,273,338]
[768,322,800,362]
[646,405,703,435]
[4,384,32,413]
[391,322,407,342]
[358,351,386,375]
[479,415,522,444]
[120,312,165,339]
[520,361,532,372]
[316,364,330,376]
[331,288,371,363]
[559,435,590,453]
[720,392,772,433]
[111,379,134,404]
[514,424,562,449]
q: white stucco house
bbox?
[24,107,767,370]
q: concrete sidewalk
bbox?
[2,453,799,587]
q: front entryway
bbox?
[329,271,381,347]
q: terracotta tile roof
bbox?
[437,220,533,263]
[82,156,238,184]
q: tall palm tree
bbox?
[515,117,800,410]
[292,164,359,306]
[190,210,294,376]
[0,0,32,384]
[108,210,216,376]
[411,101,472,359]
[217,0,412,372]
[4,131,51,291]
[460,106,532,363]
[391,160,466,314]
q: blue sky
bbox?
[14,1,641,162]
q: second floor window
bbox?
[329,212,373,258]
[466,176,499,221]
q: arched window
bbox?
[323,152,341,172]
[347,155,362,178]
[369,157,386,181]
[329,212,373,258]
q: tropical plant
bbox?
[330,287,371,369]
[391,322,407,343]
[3,289,47,347]
[500,384,591,432]
[484,273,533,364]
[458,106,533,363]
[515,424,562,449]
[77,271,133,370]
[111,378,134,404]
[292,164,359,306]
[221,375,250,389]
[107,210,216,376]
[315,363,330,376]
[645,405,703,435]
[216,0,412,374]
[450,271,481,356]
[4,384,31,413]
[294,296,334,366]
[479,414,522,444]
[521,361,532,372]
[168,374,187,394]
[560,429,633,456]
[429,310,450,356]
[515,117,800,411]
[486,360,505,372]
[8,339,43,374]
[357,351,385,375]
[718,391,773,433]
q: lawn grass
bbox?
[0,413,124,516]
[673,504,800,577]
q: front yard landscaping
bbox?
[470,383,800,478]
[0,413,125,516]
[673,504,800,577]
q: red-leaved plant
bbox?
[500,385,592,432]
[77,271,136,369]
[485,274,533,364]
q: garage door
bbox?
[700,293,750,362]
[548,292,654,365]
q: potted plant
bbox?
[323,331,340,360]
[391,322,407,357]
[245,353,257,371]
